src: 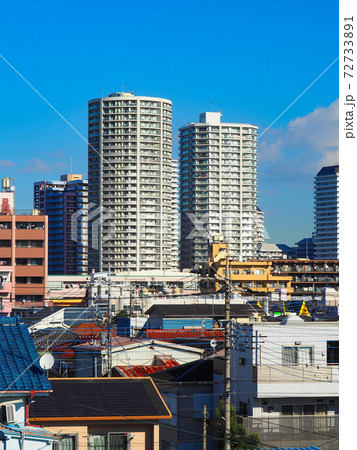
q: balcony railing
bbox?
[253,364,338,383]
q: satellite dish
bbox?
[210,339,217,349]
[39,353,55,370]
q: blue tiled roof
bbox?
[0,317,52,392]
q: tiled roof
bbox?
[143,329,225,342]
[31,329,79,351]
[71,322,117,340]
[0,317,52,392]
[29,378,171,420]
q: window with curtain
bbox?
[54,435,76,450]
[282,346,312,366]
[89,434,128,450]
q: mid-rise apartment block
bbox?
[0,180,48,307]
[34,174,88,275]
[180,112,260,269]
[314,165,339,259]
[88,92,173,273]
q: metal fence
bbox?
[242,415,339,450]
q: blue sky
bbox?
[0,0,338,245]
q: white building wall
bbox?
[229,319,339,417]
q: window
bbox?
[282,346,312,366]
[239,401,248,416]
[281,405,293,415]
[89,433,128,449]
[327,341,339,365]
[16,258,28,266]
[54,435,76,450]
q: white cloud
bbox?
[0,160,17,168]
[19,158,52,174]
[259,99,339,177]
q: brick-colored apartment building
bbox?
[0,187,48,308]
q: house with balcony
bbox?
[222,314,339,448]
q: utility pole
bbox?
[224,247,231,450]
[202,404,207,450]
[107,265,112,377]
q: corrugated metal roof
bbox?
[144,329,225,342]
[113,358,179,377]
[0,317,52,392]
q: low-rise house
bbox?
[145,303,261,329]
[74,337,204,377]
[151,355,223,450]
[0,316,57,449]
[223,314,339,448]
[28,377,172,450]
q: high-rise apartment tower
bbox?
[88,92,173,272]
[314,165,339,259]
[180,112,260,269]
[34,175,88,275]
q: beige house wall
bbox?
[39,421,159,450]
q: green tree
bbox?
[213,399,260,449]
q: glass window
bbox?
[54,435,76,450]
[282,405,293,415]
[327,341,339,365]
[89,434,128,450]
[282,346,312,366]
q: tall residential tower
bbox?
[180,112,260,269]
[34,174,88,275]
[88,92,173,272]
[314,165,339,259]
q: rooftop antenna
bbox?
[211,100,213,111]
[70,157,72,175]
[122,83,125,93]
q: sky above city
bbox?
[0,0,339,246]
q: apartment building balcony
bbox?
[15,248,45,258]
[14,284,46,296]
[15,266,45,277]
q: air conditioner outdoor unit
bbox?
[1,404,16,423]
